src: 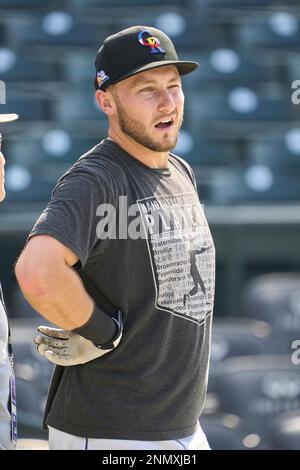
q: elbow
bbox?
[15,254,49,300]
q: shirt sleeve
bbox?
[28,169,114,268]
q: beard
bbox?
[113,94,183,152]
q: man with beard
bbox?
[0,113,18,450]
[15,26,215,450]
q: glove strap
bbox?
[94,310,123,350]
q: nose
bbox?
[157,88,176,115]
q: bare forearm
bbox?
[22,264,94,330]
[16,236,118,344]
[15,236,94,329]
[18,263,118,344]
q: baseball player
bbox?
[15,26,215,450]
[0,112,18,450]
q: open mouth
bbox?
[154,118,175,129]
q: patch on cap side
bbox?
[96,70,110,89]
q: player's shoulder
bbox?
[51,139,126,200]
[76,138,124,174]
[62,139,124,182]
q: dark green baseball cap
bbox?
[94,25,198,90]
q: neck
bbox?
[108,127,169,169]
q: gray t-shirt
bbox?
[29,139,215,440]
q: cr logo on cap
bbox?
[138,30,166,54]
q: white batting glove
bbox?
[34,311,123,366]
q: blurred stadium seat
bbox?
[0,0,48,8]
[0,48,58,84]
[246,129,300,171]
[186,89,300,133]
[6,131,100,164]
[0,48,58,83]
[271,409,300,450]
[210,317,272,362]
[286,52,300,82]
[234,12,300,49]
[207,317,272,408]
[216,355,300,448]
[76,0,186,6]
[114,10,226,52]
[15,379,46,437]
[7,12,110,48]
[53,90,107,123]
[3,161,60,203]
[154,12,225,51]
[183,49,278,89]
[208,166,300,204]
[0,23,5,42]
[174,129,239,166]
[61,50,95,84]
[242,273,300,353]
[198,0,299,8]
[0,95,52,121]
[200,413,262,450]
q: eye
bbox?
[140,87,154,93]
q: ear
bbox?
[95,90,114,117]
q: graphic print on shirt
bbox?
[137,193,215,325]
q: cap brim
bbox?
[112,60,199,86]
[0,113,19,123]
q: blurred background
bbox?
[0,0,300,450]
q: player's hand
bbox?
[34,311,123,366]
